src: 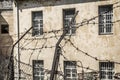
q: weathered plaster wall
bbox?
[0,9,13,80]
[13,0,120,79]
[0,10,13,56]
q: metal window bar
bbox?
[99,5,113,34]
[63,9,76,35]
[32,11,43,36]
[64,61,77,80]
[100,62,114,80]
[33,60,44,80]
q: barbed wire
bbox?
[60,53,98,72]
[6,0,120,41]
[14,56,65,78]
[28,39,39,64]
[19,34,32,48]
[67,38,120,65]
[14,57,50,73]
[13,1,120,66]
[37,36,48,59]
[7,0,120,79]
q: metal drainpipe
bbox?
[16,1,20,80]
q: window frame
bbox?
[99,62,114,80]
[63,8,76,35]
[98,5,113,35]
[32,11,43,36]
[33,60,44,80]
[64,61,77,80]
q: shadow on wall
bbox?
[0,13,13,80]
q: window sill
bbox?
[32,34,44,37]
[99,33,113,35]
[65,33,76,36]
[0,33,9,36]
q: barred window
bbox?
[63,8,76,35]
[64,61,77,80]
[32,11,43,36]
[99,62,114,80]
[33,60,44,80]
[99,5,113,34]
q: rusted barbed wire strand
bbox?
[6,0,120,41]
[67,38,120,64]
[8,0,120,79]
[12,0,120,62]
[28,39,39,64]
[37,36,48,60]
[60,53,98,72]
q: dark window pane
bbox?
[99,5,113,34]
[64,61,77,80]
[63,9,76,35]
[33,60,44,80]
[99,62,114,80]
[32,11,43,36]
[1,25,9,34]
